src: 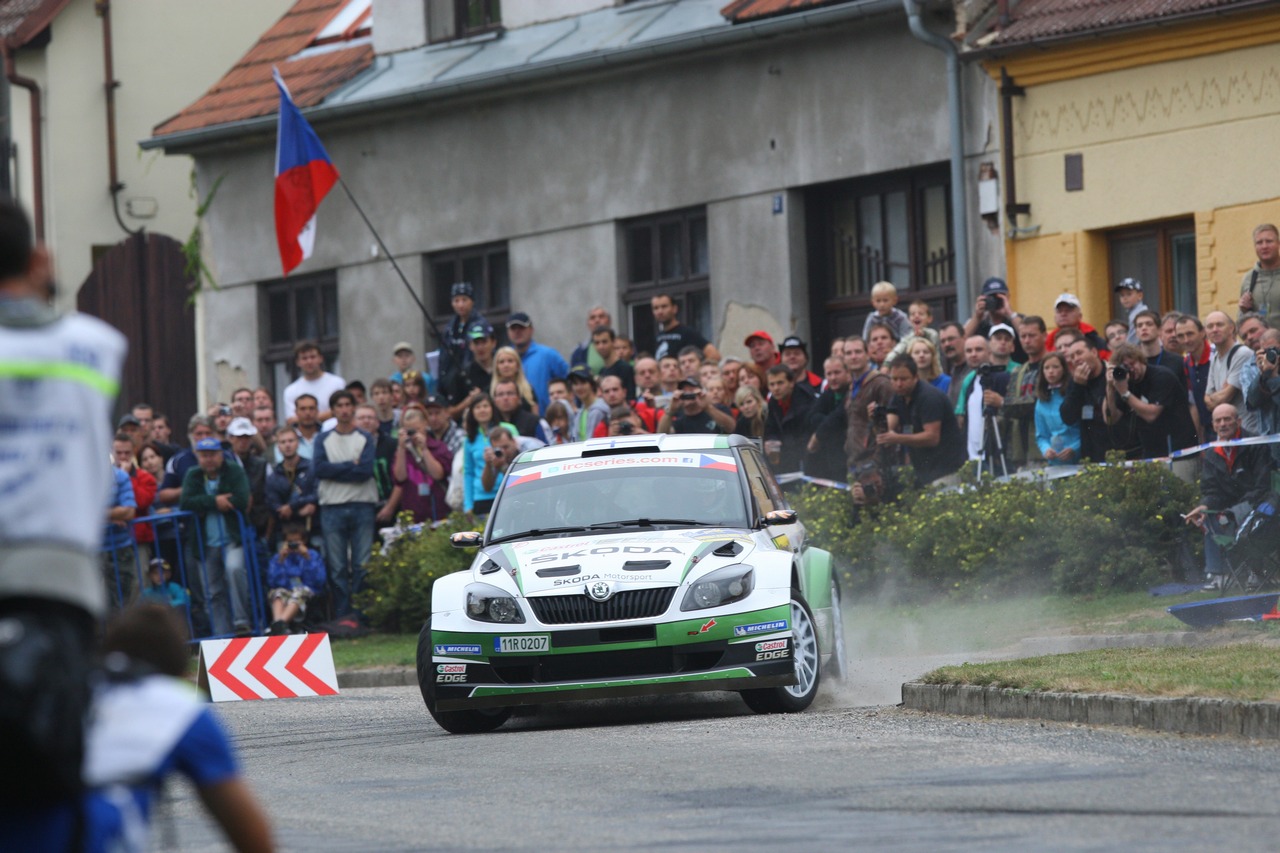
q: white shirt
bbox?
[282,371,346,421]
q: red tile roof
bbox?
[152,0,372,138]
[983,0,1272,48]
[720,0,852,24]
[0,0,73,49]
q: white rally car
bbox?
[416,433,846,733]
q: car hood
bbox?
[480,529,758,596]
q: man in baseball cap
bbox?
[439,282,487,395]
[780,336,821,396]
[390,341,416,384]
[1046,292,1109,356]
[965,276,1028,363]
[1114,278,1149,344]
[744,330,780,375]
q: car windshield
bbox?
[486,450,750,541]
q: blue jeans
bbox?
[201,544,247,635]
[321,503,375,617]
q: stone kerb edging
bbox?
[901,682,1280,739]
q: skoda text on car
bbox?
[415,433,847,733]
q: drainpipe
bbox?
[97,0,138,235]
[3,45,43,242]
[903,0,971,320]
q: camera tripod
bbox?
[980,408,1009,480]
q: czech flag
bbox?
[274,68,339,276]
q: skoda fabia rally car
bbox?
[415,433,847,733]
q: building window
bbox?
[806,164,953,346]
[428,0,502,43]
[428,242,510,327]
[260,271,341,405]
[622,207,711,356]
[1107,219,1196,318]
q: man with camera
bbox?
[876,354,966,487]
[657,377,735,435]
[607,404,651,437]
[480,426,526,493]
[964,277,1029,363]
[953,333,1013,473]
[843,336,895,467]
[1061,336,1138,462]
[1184,404,1276,590]
[1245,328,1280,464]
[593,374,657,436]
[1102,344,1199,458]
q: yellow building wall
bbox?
[990,12,1280,324]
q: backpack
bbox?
[0,603,94,806]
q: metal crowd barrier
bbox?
[101,508,269,642]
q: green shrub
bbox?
[790,462,1199,600]
[354,514,476,633]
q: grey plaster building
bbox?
[146,0,1003,407]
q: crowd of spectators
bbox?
[99,222,1280,629]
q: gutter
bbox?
[902,0,971,318]
[142,0,904,153]
[3,46,43,241]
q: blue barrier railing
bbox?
[101,508,268,642]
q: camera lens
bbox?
[1113,365,1128,381]
[1267,347,1280,365]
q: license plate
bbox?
[494,635,550,653]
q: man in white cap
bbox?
[390,340,416,384]
[1046,292,1108,355]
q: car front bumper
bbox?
[428,604,795,711]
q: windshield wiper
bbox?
[486,526,592,545]
[588,518,708,529]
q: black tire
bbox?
[740,591,821,714]
[415,620,511,734]
[824,577,848,682]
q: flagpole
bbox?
[336,177,446,346]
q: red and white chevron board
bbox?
[198,633,339,702]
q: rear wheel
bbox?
[416,620,510,734]
[740,592,821,714]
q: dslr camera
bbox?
[1111,364,1129,382]
[614,419,635,435]
[1266,347,1280,365]
[981,293,1003,314]
[976,362,1005,379]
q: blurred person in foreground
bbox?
[0,194,127,846]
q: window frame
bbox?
[1106,218,1196,319]
[426,241,511,328]
[621,207,712,353]
[259,270,341,401]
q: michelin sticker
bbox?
[734,620,788,637]
[434,644,482,656]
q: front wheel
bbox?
[824,577,848,682]
[416,620,510,734]
[740,591,821,714]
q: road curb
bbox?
[338,667,416,689]
[901,681,1280,739]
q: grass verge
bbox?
[921,640,1280,702]
[329,633,417,670]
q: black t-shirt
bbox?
[672,409,723,435]
[599,360,636,401]
[887,380,965,485]
[442,360,494,407]
[653,323,709,362]
[1117,362,1199,456]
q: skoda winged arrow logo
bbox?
[586,580,613,602]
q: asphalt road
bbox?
[162,663,1280,853]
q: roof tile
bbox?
[986,0,1265,47]
[720,0,851,24]
[152,0,373,138]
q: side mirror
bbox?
[760,509,797,527]
[450,531,483,548]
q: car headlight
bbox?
[680,565,754,611]
[465,584,526,624]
